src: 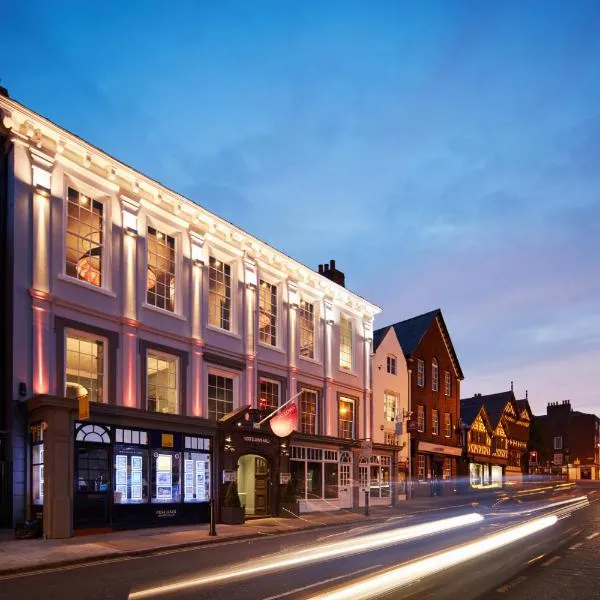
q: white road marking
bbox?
[542,556,561,567]
[497,575,528,593]
[586,532,599,540]
[261,565,382,600]
[569,542,583,550]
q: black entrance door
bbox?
[74,444,111,529]
[0,433,10,528]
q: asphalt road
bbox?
[0,486,597,600]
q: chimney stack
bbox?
[317,258,345,288]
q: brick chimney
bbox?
[318,259,345,288]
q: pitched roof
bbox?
[461,391,515,428]
[373,326,391,352]
[375,308,464,379]
[460,397,485,427]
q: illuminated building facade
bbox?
[0,90,380,537]
[460,390,532,486]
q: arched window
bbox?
[432,358,439,392]
[75,423,111,443]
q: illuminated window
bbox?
[417,405,425,432]
[207,373,234,420]
[299,300,316,359]
[147,351,179,414]
[553,453,563,465]
[554,436,563,450]
[66,187,104,287]
[338,397,355,440]
[258,378,280,412]
[417,454,426,480]
[386,355,397,375]
[339,315,353,370]
[31,426,44,506]
[444,371,451,396]
[300,389,318,435]
[417,359,425,387]
[146,226,176,312]
[208,257,231,330]
[65,330,105,403]
[432,409,439,435]
[444,413,452,437]
[384,392,398,422]
[432,358,439,391]
[443,458,451,480]
[259,280,277,346]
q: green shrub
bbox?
[223,481,241,508]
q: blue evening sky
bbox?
[4,0,600,415]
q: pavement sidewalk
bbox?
[0,498,483,577]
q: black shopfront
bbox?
[73,420,214,531]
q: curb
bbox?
[0,516,390,578]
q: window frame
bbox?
[146,348,180,415]
[258,278,279,348]
[339,314,354,371]
[258,377,281,412]
[207,253,235,333]
[432,409,439,436]
[64,328,108,404]
[417,404,425,433]
[384,391,399,422]
[207,368,239,421]
[417,454,426,480]
[299,388,320,435]
[298,297,318,361]
[337,395,356,440]
[432,358,439,392]
[444,371,451,396]
[62,175,113,294]
[145,223,178,314]
[553,436,563,450]
[444,412,452,438]
[417,359,425,387]
[386,355,397,375]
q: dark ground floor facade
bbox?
[20,396,400,538]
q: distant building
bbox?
[375,309,464,497]
[536,401,600,480]
[460,390,531,484]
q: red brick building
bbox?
[382,309,464,497]
[537,400,600,480]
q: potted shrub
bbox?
[220,481,245,524]
[279,478,300,518]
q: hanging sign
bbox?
[270,401,298,438]
[78,396,90,421]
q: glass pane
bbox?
[183,452,210,503]
[291,461,306,500]
[113,446,149,504]
[324,463,338,499]
[306,461,322,500]
[151,450,181,503]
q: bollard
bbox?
[364,489,370,517]
[209,497,217,536]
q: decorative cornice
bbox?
[0,95,381,317]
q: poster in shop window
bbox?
[131,456,142,471]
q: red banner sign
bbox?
[270,401,298,438]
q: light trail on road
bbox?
[309,514,558,600]
[128,513,484,599]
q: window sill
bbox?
[338,367,358,377]
[142,303,187,321]
[258,341,286,354]
[57,273,117,298]
[206,324,242,340]
[298,355,322,366]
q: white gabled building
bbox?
[0,89,381,537]
[370,326,410,504]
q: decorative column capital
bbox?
[189,230,205,267]
[243,254,257,288]
[287,279,299,309]
[30,146,54,193]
